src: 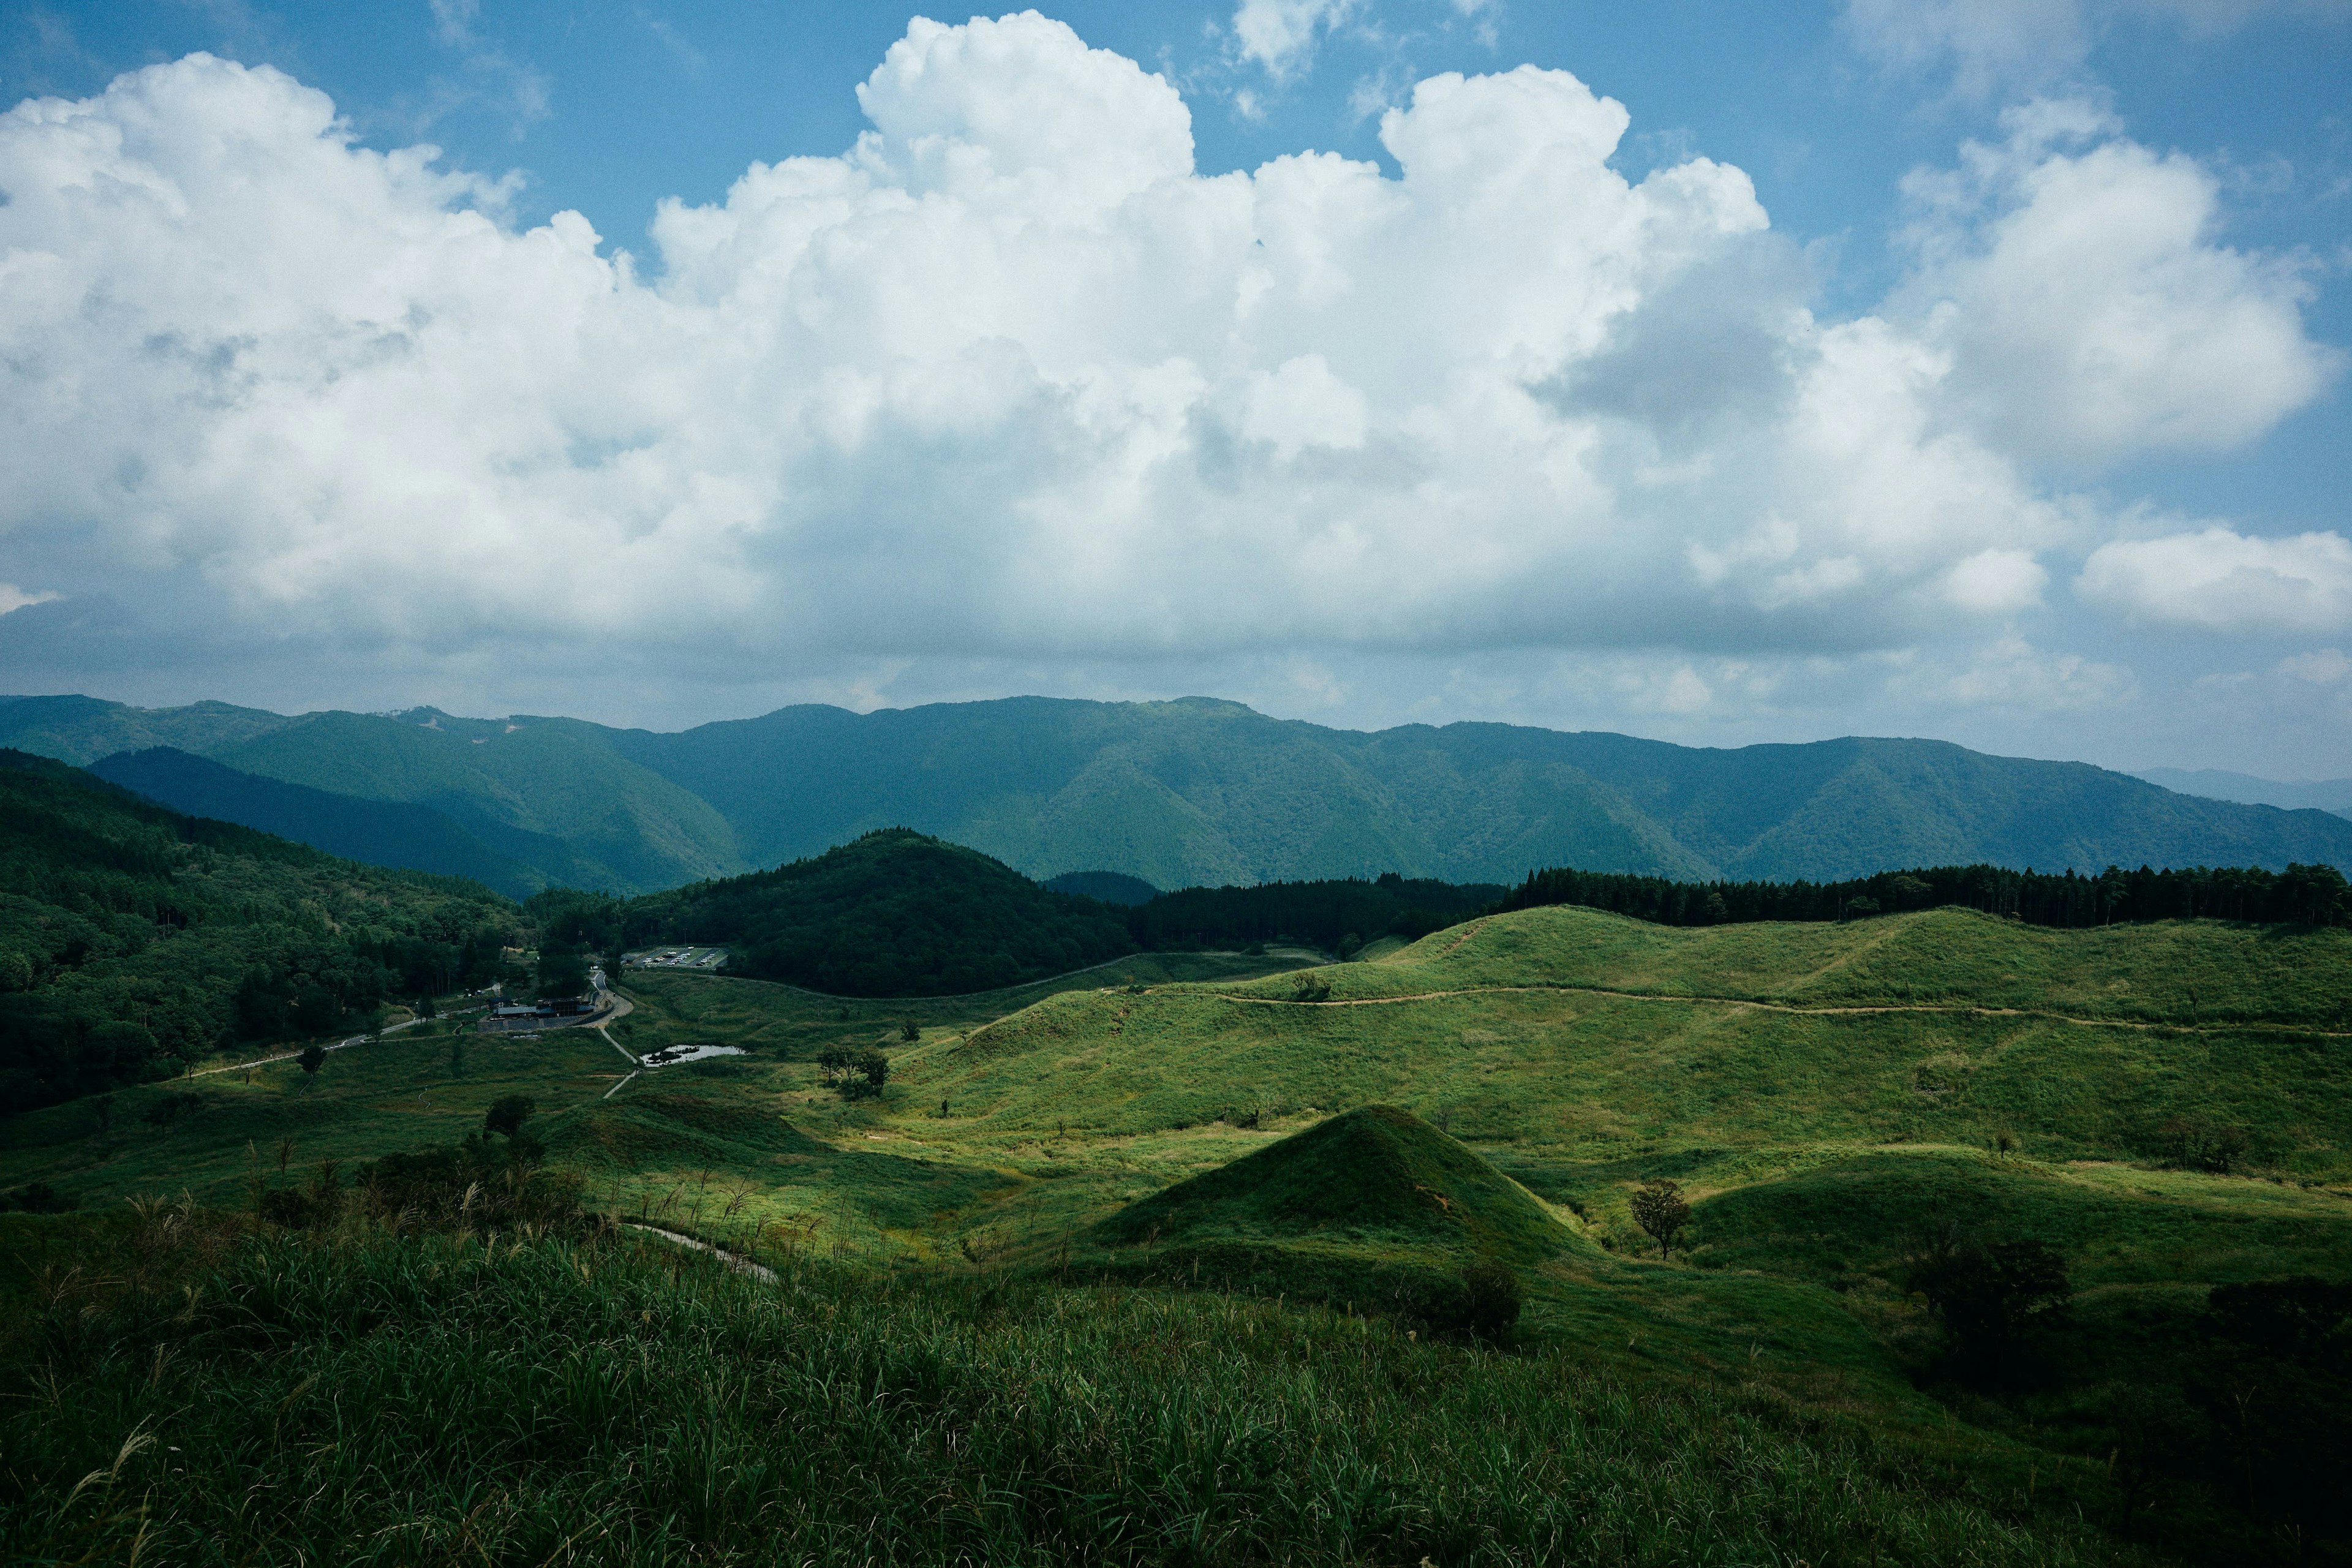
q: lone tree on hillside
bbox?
[297,1043,326,1077]
[1630,1177,1692,1261]
[818,1047,890,1098]
[484,1095,537,1140]
[2158,1114,2249,1174]
[900,1020,919,1042]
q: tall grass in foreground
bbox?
[1,1220,2139,1567]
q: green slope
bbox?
[629,829,1135,996]
[0,751,518,1111]
[12,693,2352,892]
[1095,1103,1570,1261]
[212,708,745,894]
[917,905,2352,1178]
[0,694,293,764]
[614,696,2352,884]
[88,747,544,899]
[7,899,2347,1559]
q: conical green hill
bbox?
[1093,1104,1568,1262]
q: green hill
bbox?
[1096,1103,1569,1261]
[0,750,518,1111]
[12,693,2351,893]
[628,829,1136,996]
[5,895,2349,1559]
[88,747,543,899]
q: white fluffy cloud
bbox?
[0,12,2333,714]
[1898,104,2338,469]
[1231,0,1357,75]
[2079,527,2352,633]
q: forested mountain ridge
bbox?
[0,750,518,1111]
[89,748,545,900]
[581,697,2352,883]
[8,693,2351,892]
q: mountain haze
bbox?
[7,694,2350,892]
[2135,766,2352,819]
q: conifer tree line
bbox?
[1497,861,2352,929]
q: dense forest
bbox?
[0,752,519,1112]
[600,830,1136,997]
[1125,873,1503,952]
[1499,860,2352,929]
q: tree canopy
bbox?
[0,750,517,1113]
[626,830,1134,997]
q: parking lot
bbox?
[627,946,730,971]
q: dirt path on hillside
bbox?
[1214,984,2350,1038]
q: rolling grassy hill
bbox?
[5,897,2348,1560]
[1083,1104,1577,1317]
[10,692,2351,892]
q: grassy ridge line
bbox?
[1212,904,2352,1025]
[1208,982,2352,1038]
[908,960,2352,1184]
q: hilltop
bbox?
[626,829,1136,997]
[8,693,2351,892]
[1094,1102,1570,1261]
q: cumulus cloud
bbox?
[2079,527,2352,633]
[0,12,2331,723]
[1231,0,1358,75]
[1896,104,2337,469]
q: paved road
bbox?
[192,1012,439,1079]
[627,1223,775,1282]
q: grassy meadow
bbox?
[4,904,2348,1564]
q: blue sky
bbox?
[2,1,2349,775]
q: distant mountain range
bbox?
[86,748,545,901]
[2132,767,2352,820]
[7,692,2351,895]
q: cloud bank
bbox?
[0,10,2338,750]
